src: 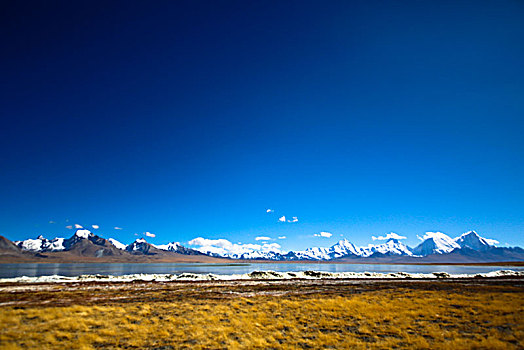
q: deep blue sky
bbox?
[1,0,523,249]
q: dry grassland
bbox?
[0,279,522,349]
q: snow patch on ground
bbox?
[0,270,521,284]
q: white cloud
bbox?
[66,225,73,229]
[278,215,298,223]
[92,225,99,229]
[74,224,83,229]
[266,209,274,213]
[188,237,283,256]
[255,236,271,241]
[278,236,287,239]
[261,243,281,252]
[314,231,332,238]
[372,232,407,241]
[145,232,156,238]
[189,237,234,249]
[49,220,55,224]
[114,227,123,230]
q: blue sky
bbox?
[1,0,523,250]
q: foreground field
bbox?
[0,278,523,349]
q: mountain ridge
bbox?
[3,230,227,263]
[3,229,523,263]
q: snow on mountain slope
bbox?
[330,239,363,258]
[238,250,284,260]
[62,229,95,250]
[193,237,414,261]
[45,237,65,251]
[16,229,119,253]
[127,238,147,252]
[154,242,180,251]
[413,232,460,256]
[293,239,362,260]
[15,235,65,252]
[108,238,127,250]
[15,236,46,251]
[361,238,413,257]
[74,229,93,239]
[293,238,412,260]
[454,231,498,251]
[294,246,332,260]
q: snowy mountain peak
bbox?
[461,230,479,237]
[296,246,332,260]
[454,230,498,251]
[125,238,162,255]
[124,238,150,253]
[15,235,65,252]
[74,229,93,239]
[15,236,46,251]
[363,239,413,257]
[413,232,460,256]
[330,239,361,257]
[334,238,352,247]
[154,242,180,251]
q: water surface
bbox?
[0,263,522,278]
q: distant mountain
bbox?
[330,239,363,258]
[12,230,204,259]
[198,238,415,261]
[154,242,181,251]
[412,232,460,256]
[187,231,522,263]
[14,235,65,252]
[13,229,125,258]
[126,238,167,255]
[0,235,25,257]
[151,241,202,255]
[360,238,413,257]
[14,231,126,254]
[65,236,126,258]
[454,231,498,251]
[6,229,524,263]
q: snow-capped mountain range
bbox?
[9,229,523,262]
[194,231,502,261]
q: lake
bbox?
[0,263,522,278]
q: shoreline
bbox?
[1,269,522,284]
[0,258,523,266]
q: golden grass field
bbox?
[0,278,522,349]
